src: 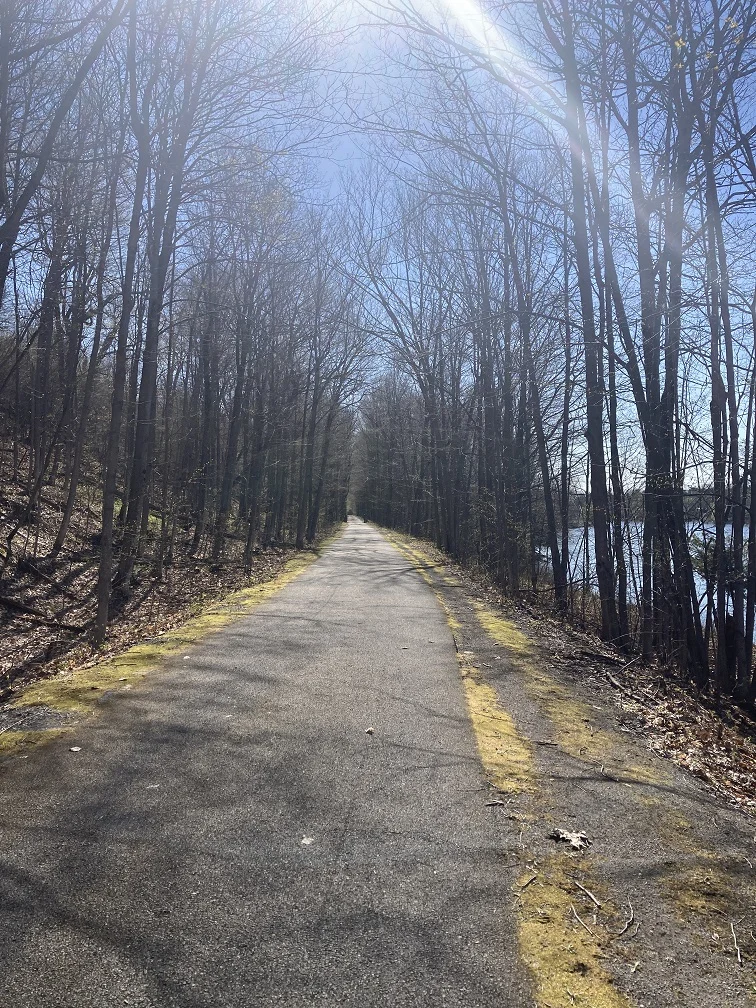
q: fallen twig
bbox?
[19,560,79,600]
[622,654,643,671]
[605,669,631,693]
[574,880,602,908]
[577,648,622,666]
[0,595,82,632]
[570,903,597,938]
[731,922,742,965]
[599,764,621,782]
[617,902,635,937]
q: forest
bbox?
[2,0,756,702]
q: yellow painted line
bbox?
[381,527,635,1007]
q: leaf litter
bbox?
[550,828,591,851]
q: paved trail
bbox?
[0,519,531,1007]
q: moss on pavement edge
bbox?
[0,528,343,759]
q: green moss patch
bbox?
[518,858,631,1008]
[384,534,533,792]
[459,652,534,793]
[471,601,669,788]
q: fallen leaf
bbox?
[549,828,591,851]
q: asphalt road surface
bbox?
[0,518,531,1007]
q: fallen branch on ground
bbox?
[0,595,83,632]
[617,902,635,937]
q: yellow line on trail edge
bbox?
[382,528,633,1008]
[384,530,535,794]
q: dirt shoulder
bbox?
[1,545,299,701]
[0,528,343,760]
[0,468,344,705]
[383,528,756,1008]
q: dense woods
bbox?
[0,0,360,663]
[3,0,756,702]
[349,0,756,699]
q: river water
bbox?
[564,521,730,609]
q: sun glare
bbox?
[432,0,523,69]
